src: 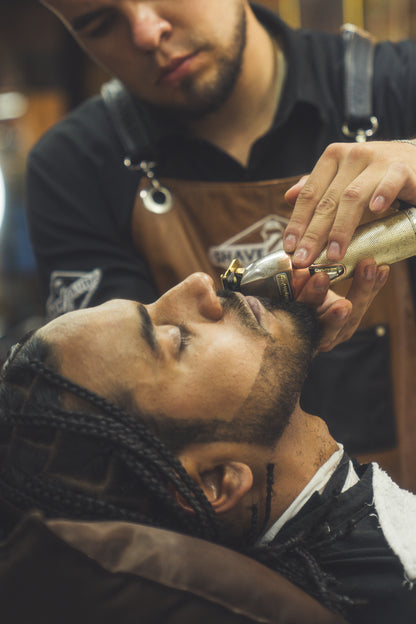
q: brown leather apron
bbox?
[132,176,297,292]
[131,175,416,492]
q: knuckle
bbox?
[285,224,303,239]
[341,183,362,203]
[347,143,371,162]
[297,182,319,204]
[286,215,306,234]
[390,161,411,177]
[286,214,304,228]
[315,193,338,216]
[324,142,344,159]
[329,225,348,241]
[302,229,323,245]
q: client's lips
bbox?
[244,296,264,326]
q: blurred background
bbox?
[0,0,416,359]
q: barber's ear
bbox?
[174,461,253,515]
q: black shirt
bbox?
[26,4,416,315]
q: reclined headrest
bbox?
[0,512,348,624]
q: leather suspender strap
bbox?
[341,23,379,143]
[101,79,155,166]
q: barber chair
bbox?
[0,512,348,624]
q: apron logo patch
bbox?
[208,214,289,269]
[46,269,102,319]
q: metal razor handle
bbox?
[310,206,416,282]
[221,206,416,301]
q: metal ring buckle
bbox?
[125,159,173,214]
[139,184,173,214]
[342,116,379,143]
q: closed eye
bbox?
[72,9,118,38]
[88,14,117,38]
[179,325,191,353]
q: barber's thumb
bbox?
[284,175,309,206]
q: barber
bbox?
[26,1,416,487]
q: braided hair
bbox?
[0,332,353,615]
[0,334,222,541]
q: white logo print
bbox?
[208,215,289,269]
[46,269,102,319]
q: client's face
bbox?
[38,273,317,431]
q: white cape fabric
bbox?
[373,464,416,582]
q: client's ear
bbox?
[200,462,254,514]
[174,457,253,515]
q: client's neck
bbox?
[267,405,339,525]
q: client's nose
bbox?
[156,273,223,322]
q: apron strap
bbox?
[101,79,156,165]
[341,23,379,142]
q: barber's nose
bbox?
[126,3,172,51]
[156,273,224,322]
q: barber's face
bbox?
[42,0,247,118]
[39,273,300,424]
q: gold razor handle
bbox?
[221,207,416,301]
[310,206,416,282]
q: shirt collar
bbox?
[259,444,347,545]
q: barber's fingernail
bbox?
[284,234,297,252]
[327,241,341,260]
[372,196,386,213]
[293,247,308,263]
[364,264,377,281]
[376,266,390,285]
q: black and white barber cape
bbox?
[264,452,416,624]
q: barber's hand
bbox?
[283,140,416,268]
[296,258,389,352]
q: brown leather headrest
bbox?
[0,512,348,624]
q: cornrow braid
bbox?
[1,408,190,527]
[0,347,220,542]
[0,334,354,616]
[245,463,275,546]
[261,463,275,535]
[27,360,219,537]
[244,528,355,616]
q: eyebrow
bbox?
[71,8,110,31]
[138,304,161,357]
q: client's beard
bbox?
[218,290,322,446]
[136,292,321,455]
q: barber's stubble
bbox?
[153,7,247,121]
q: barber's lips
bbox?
[158,53,197,86]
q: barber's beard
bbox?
[154,9,246,121]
